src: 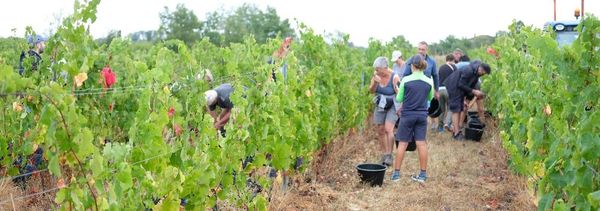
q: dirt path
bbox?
[270,119,536,211]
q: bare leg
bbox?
[384,121,395,154]
[394,142,409,170]
[378,125,386,153]
[477,98,485,121]
[415,141,428,171]
[452,112,461,136]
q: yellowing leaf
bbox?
[74,72,88,87]
[12,102,23,112]
[543,104,551,116]
[57,178,66,189]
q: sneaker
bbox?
[383,154,393,166]
[380,154,387,165]
[437,126,445,133]
[444,124,452,132]
[391,171,401,182]
[453,131,465,140]
[411,174,427,183]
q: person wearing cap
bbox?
[390,50,405,78]
[453,48,464,64]
[402,42,439,98]
[204,83,234,136]
[444,61,491,140]
[369,56,401,166]
[391,54,433,183]
[18,34,47,76]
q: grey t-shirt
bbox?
[209,83,234,111]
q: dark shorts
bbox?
[448,90,465,113]
[395,115,428,142]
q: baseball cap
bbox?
[27,35,47,45]
[391,50,402,62]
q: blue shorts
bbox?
[448,90,465,113]
[395,115,428,142]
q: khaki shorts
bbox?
[373,107,399,125]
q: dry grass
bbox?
[0,170,56,210]
[269,118,536,211]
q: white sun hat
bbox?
[204,90,218,106]
[391,50,402,62]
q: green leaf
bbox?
[589,190,600,208]
[116,162,132,190]
[49,154,62,177]
[272,142,292,170]
[55,188,68,204]
[553,199,568,211]
[76,128,95,158]
[90,153,104,177]
[538,193,554,211]
[253,195,268,211]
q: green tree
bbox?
[159,4,203,46]
[220,4,294,45]
[202,11,225,46]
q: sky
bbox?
[1,0,599,47]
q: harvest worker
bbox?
[369,56,401,166]
[391,54,433,183]
[402,41,439,98]
[18,34,47,76]
[437,54,457,132]
[268,36,292,82]
[453,48,464,64]
[444,61,491,140]
[390,50,405,77]
[402,42,439,131]
[205,83,234,136]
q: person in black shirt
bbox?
[18,35,47,76]
[444,61,491,139]
[437,54,457,132]
[205,83,234,136]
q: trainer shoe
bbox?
[383,154,393,166]
[380,154,387,166]
[444,124,452,132]
[453,131,465,140]
[410,174,427,183]
[437,126,445,133]
[391,170,401,182]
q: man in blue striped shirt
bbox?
[402,41,439,99]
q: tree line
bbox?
[105,3,295,47]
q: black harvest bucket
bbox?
[428,98,442,118]
[356,163,387,186]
